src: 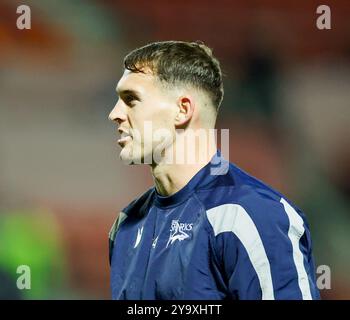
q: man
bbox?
[108,41,320,300]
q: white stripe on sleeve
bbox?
[206,204,275,300]
[280,198,312,300]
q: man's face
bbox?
[109,69,176,164]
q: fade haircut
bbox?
[123,40,224,112]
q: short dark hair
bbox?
[124,40,224,111]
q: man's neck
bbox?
[151,143,217,196]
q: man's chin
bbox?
[119,147,143,165]
[119,148,132,165]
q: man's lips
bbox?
[118,135,132,145]
[117,129,132,146]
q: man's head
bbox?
[109,40,224,165]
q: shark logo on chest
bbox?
[166,219,193,248]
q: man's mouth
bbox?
[118,132,132,146]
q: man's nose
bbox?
[108,100,126,123]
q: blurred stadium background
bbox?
[0,0,349,299]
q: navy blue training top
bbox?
[109,151,320,300]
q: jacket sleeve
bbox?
[207,197,320,300]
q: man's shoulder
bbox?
[108,187,155,261]
[197,161,307,227]
[122,187,155,218]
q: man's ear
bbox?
[174,96,194,127]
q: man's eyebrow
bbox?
[116,88,141,98]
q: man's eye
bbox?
[124,95,136,105]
